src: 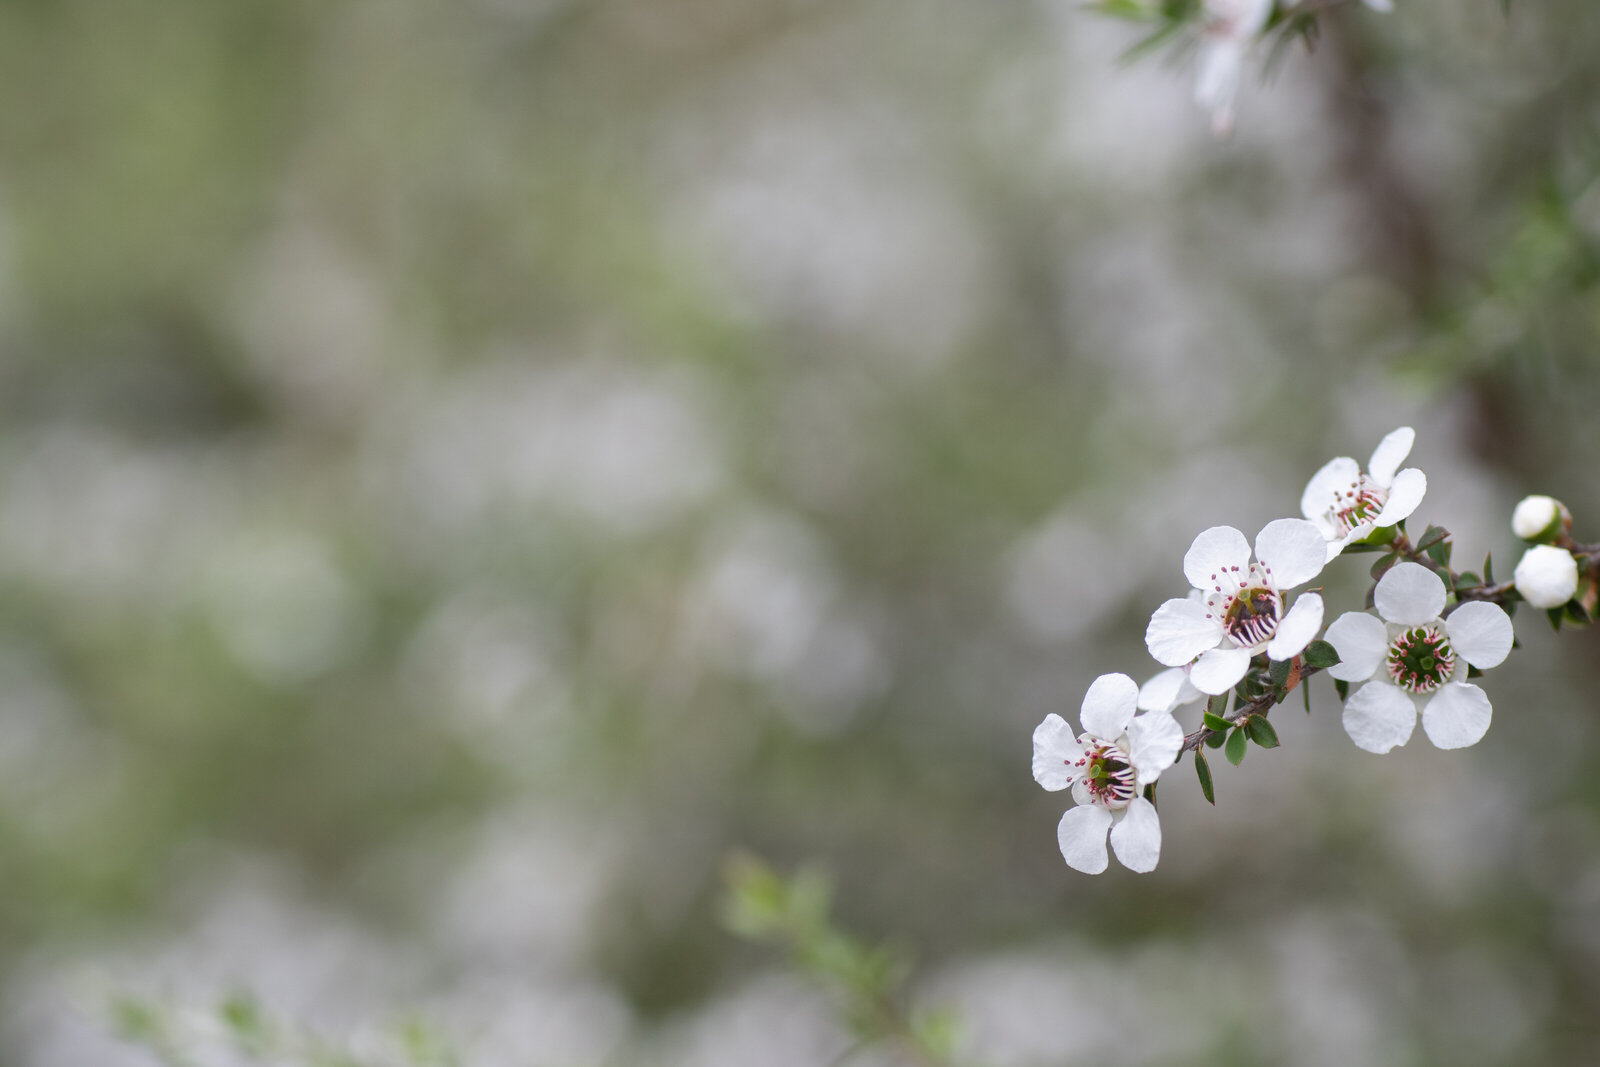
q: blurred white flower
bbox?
[1194,0,1273,136]
[1137,665,1204,714]
[1511,494,1570,542]
[1301,426,1427,561]
[1144,520,1327,695]
[1032,673,1183,874]
[1364,0,1394,10]
[1514,545,1580,609]
[1325,562,1513,753]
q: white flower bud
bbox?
[1511,494,1570,542]
[1514,545,1580,608]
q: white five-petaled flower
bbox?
[1194,0,1273,136]
[1514,545,1580,609]
[1325,562,1513,754]
[1032,673,1184,874]
[1145,519,1328,696]
[1300,426,1428,562]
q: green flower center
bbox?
[1385,625,1456,694]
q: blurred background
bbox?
[3,0,1600,1063]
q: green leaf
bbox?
[1203,711,1232,733]
[1085,0,1163,21]
[1453,571,1480,591]
[1205,731,1226,749]
[1246,715,1280,748]
[1466,664,1483,678]
[1370,552,1398,581]
[1302,640,1340,668]
[1303,676,1312,712]
[1334,678,1349,701]
[1224,727,1248,766]
[1548,606,1565,631]
[1417,524,1449,550]
[1269,656,1292,689]
[1483,552,1495,584]
[1194,750,1215,805]
[1426,537,1453,568]
[1207,692,1230,717]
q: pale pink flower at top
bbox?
[1195,0,1274,136]
[1301,426,1427,562]
[1032,673,1184,874]
[1325,562,1514,754]
[1145,519,1328,696]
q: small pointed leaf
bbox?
[1194,751,1215,805]
[1224,726,1248,766]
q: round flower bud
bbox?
[1511,494,1571,542]
[1514,545,1580,609]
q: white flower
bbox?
[1137,665,1204,714]
[1511,495,1570,542]
[1324,562,1513,754]
[1194,0,1273,136]
[1513,545,1579,609]
[1364,0,1393,10]
[1145,519,1328,696]
[1300,426,1427,561]
[1032,673,1184,874]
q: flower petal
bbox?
[1325,525,1372,562]
[1137,667,1199,713]
[1145,597,1224,666]
[1079,673,1139,741]
[1057,804,1112,874]
[1109,797,1161,873]
[1445,601,1514,670]
[1324,610,1388,682]
[1342,681,1417,754]
[1371,467,1425,528]
[1374,561,1446,625]
[1032,713,1083,791]
[1254,518,1326,590]
[1367,426,1415,487]
[1183,526,1253,592]
[1421,682,1492,750]
[1301,456,1361,537]
[1191,647,1253,695]
[1126,711,1184,785]
[1266,592,1323,660]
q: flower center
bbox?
[1072,737,1137,811]
[1385,625,1456,694]
[1329,475,1389,535]
[1202,562,1283,650]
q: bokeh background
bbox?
[4,0,1600,1064]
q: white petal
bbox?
[1371,467,1425,528]
[1137,667,1199,713]
[1364,0,1393,11]
[1109,797,1161,873]
[1325,525,1372,562]
[1324,610,1387,682]
[1079,673,1139,741]
[1421,682,1492,750]
[1342,682,1418,754]
[1057,804,1112,874]
[1254,518,1327,590]
[1194,38,1244,136]
[1032,713,1083,791]
[1301,456,1361,532]
[1367,426,1415,487]
[1183,526,1252,592]
[1266,592,1324,660]
[1145,597,1224,666]
[1191,647,1252,695]
[1374,561,1446,625]
[1445,601,1514,669]
[1126,711,1184,785]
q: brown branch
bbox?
[1179,663,1326,755]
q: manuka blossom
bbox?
[1194,0,1273,136]
[1032,673,1184,874]
[1138,665,1204,714]
[1301,426,1427,561]
[1325,562,1514,753]
[1144,519,1328,696]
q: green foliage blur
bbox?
[3,0,1600,1064]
